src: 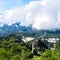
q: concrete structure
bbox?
[47,38,59,43]
[22,37,34,43]
[22,37,35,53]
[46,38,59,50]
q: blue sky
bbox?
[0,0,60,30]
[0,0,30,13]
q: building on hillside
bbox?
[46,38,59,50]
[22,37,39,54]
[22,36,34,43]
[47,38,59,43]
[22,36,34,52]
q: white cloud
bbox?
[0,0,60,30]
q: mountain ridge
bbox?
[0,22,60,37]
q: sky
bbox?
[0,0,60,30]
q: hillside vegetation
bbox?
[0,36,60,60]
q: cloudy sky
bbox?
[0,0,60,30]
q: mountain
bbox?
[0,22,32,36]
[0,22,60,37]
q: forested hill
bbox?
[0,22,60,37]
[0,22,32,37]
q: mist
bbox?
[0,0,60,30]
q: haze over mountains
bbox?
[0,0,60,30]
[0,22,32,36]
[0,22,60,37]
[0,0,60,36]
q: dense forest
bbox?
[0,33,60,60]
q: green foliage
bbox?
[32,49,60,60]
[0,37,60,60]
[42,49,52,57]
[0,38,33,60]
